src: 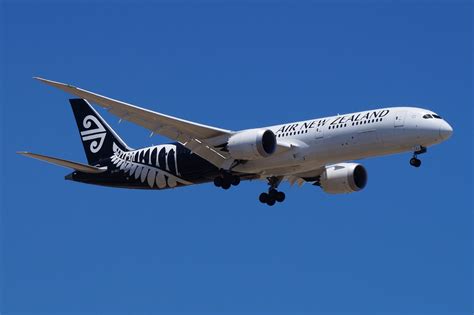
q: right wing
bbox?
[34,77,234,168]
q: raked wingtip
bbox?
[33,77,70,87]
[33,76,47,82]
[34,76,57,83]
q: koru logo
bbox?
[80,115,106,153]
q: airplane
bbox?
[19,77,453,206]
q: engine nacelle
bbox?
[320,163,367,194]
[227,129,276,160]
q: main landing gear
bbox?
[409,145,427,168]
[214,172,240,190]
[259,176,286,206]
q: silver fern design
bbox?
[111,143,193,188]
[80,115,106,153]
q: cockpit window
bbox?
[422,114,433,119]
[432,114,442,119]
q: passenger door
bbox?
[315,126,324,139]
[394,111,406,127]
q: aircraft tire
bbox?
[275,191,285,202]
[259,192,269,203]
[232,176,241,186]
[410,157,421,168]
[214,176,223,187]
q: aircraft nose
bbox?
[439,121,453,140]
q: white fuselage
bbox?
[233,107,453,176]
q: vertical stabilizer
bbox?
[70,98,132,166]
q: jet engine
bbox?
[227,129,276,160]
[319,163,367,194]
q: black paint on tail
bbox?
[70,98,131,166]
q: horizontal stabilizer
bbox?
[17,152,106,174]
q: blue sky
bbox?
[1,1,472,314]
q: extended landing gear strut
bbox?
[214,172,240,190]
[259,176,286,206]
[409,145,427,168]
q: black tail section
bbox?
[70,99,131,166]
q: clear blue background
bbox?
[1,1,472,314]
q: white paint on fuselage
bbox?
[233,107,453,175]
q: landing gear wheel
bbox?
[232,176,240,186]
[221,181,231,190]
[215,172,238,190]
[269,188,278,198]
[214,176,223,187]
[410,157,421,168]
[266,198,276,206]
[275,191,285,203]
[259,192,269,203]
[259,176,286,205]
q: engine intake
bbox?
[227,129,276,160]
[319,163,367,194]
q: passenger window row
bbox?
[277,129,309,138]
[328,118,383,130]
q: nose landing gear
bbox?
[259,176,286,206]
[409,157,422,167]
[409,145,427,168]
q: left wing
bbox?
[34,77,233,168]
[17,151,107,173]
